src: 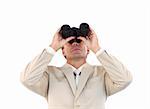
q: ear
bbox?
[62,47,64,55]
[62,47,66,58]
[87,48,90,55]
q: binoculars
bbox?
[59,23,91,44]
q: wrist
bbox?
[92,46,101,53]
[49,44,58,51]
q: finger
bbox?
[54,28,61,38]
[56,28,61,32]
[89,27,96,35]
[89,27,94,32]
[65,36,75,42]
[77,37,86,42]
[86,36,91,40]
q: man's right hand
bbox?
[50,28,74,51]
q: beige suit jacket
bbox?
[20,49,132,109]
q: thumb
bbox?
[65,37,75,42]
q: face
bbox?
[62,40,89,60]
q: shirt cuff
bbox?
[46,46,56,55]
[95,48,105,57]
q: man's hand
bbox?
[77,27,101,53]
[50,29,74,51]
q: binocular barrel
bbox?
[59,23,91,44]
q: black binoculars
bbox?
[59,23,91,44]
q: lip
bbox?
[71,48,81,51]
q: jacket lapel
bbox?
[61,64,77,96]
[75,63,94,100]
[60,63,94,100]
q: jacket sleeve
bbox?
[20,49,54,97]
[97,50,133,96]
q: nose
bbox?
[72,42,80,46]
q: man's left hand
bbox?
[77,27,101,53]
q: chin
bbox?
[72,55,85,59]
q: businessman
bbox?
[20,26,132,109]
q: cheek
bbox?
[84,46,88,53]
[82,48,88,55]
[64,47,71,55]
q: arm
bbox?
[78,27,132,96]
[20,29,74,98]
[97,50,133,96]
[20,49,54,97]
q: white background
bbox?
[0,0,149,109]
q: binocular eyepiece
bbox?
[59,23,91,44]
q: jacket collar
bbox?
[60,62,94,100]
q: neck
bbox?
[67,58,86,69]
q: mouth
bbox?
[71,48,81,52]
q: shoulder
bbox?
[85,63,106,77]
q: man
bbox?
[20,26,132,109]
